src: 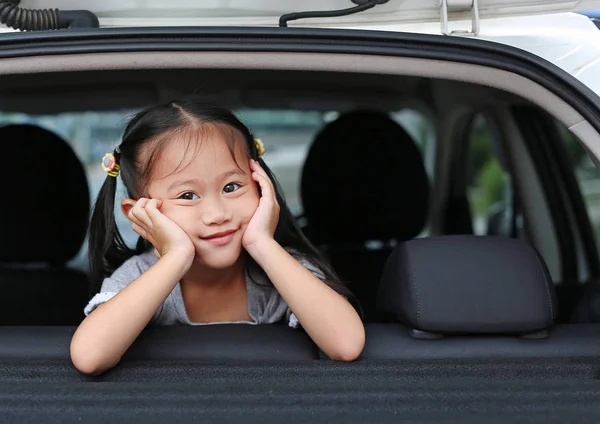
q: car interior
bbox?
[3,47,600,419]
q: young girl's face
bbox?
[145,127,260,270]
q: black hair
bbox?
[88,95,360,314]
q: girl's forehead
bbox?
[149,125,249,182]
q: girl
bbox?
[70,96,365,375]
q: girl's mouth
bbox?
[201,229,237,246]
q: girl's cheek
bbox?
[157,201,175,216]
[159,203,187,224]
[235,197,259,224]
[246,189,260,209]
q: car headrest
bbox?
[377,236,557,337]
[301,110,429,245]
[0,124,89,264]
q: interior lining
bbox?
[495,107,561,279]
[0,50,591,149]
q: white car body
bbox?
[8,1,600,95]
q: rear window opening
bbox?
[2,63,599,327]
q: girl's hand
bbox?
[127,198,195,264]
[243,160,280,250]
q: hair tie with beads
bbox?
[254,138,265,157]
[101,152,120,177]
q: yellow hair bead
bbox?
[254,138,265,157]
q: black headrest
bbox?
[0,124,89,264]
[301,110,429,244]
[378,236,557,336]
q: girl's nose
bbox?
[201,197,232,226]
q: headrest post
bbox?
[409,329,445,340]
[519,329,550,340]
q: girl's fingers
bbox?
[127,209,144,227]
[130,198,152,227]
[131,222,150,242]
[144,199,163,224]
[135,198,150,208]
[251,159,269,178]
[251,161,276,201]
[252,171,275,201]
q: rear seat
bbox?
[0,124,90,325]
[358,235,600,360]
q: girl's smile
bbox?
[201,229,238,246]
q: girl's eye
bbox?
[179,192,199,200]
[223,183,241,194]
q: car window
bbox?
[391,109,436,182]
[556,121,600,257]
[236,109,326,216]
[0,107,432,269]
[465,114,516,236]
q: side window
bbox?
[392,109,436,235]
[557,122,600,254]
[236,109,326,217]
[465,115,516,236]
[391,109,436,180]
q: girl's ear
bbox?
[121,198,136,218]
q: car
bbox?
[3,0,600,422]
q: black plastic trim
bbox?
[0,27,598,131]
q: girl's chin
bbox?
[192,246,243,270]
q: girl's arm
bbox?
[70,198,195,375]
[243,160,365,361]
[70,252,191,375]
[247,240,365,361]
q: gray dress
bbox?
[85,249,323,327]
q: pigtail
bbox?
[88,151,136,295]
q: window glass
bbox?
[465,115,514,236]
[391,109,436,180]
[236,109,326,216]
[557,122,600,254]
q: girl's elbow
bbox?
[71,352,102,375]
[329,348,362,362]
[329,328,366,362]
[72,359,104,376]
[70,339,115,375]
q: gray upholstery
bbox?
[378,235,557,335]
